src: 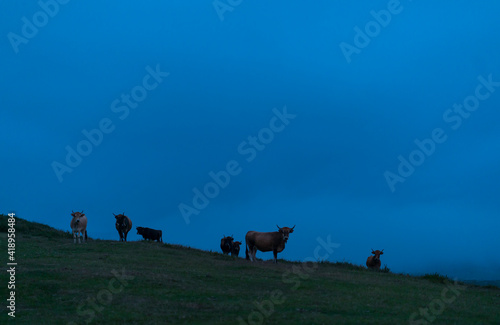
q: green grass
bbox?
[1,214,499,324]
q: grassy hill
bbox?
[1,215,499,324]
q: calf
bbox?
[136,226,163,243]
[231,241,242,257]
[245,225,295,263]
[366,249,384,270]
[114,213,132,242]
[220,235,234,255]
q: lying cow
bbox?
[246,225,295,263]
[70,210,87,244]
[366,249,384,270]
[136,226,163,243]
[220,235,234,255]
[114,213,132,242]
[231,241,242,257]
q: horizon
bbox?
[2,1,500,282]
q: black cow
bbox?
[220,235,234,255]
[114,213,132,242]
[231,241,242,257]
[136,227,163,243]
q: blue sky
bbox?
[2,1,500,280]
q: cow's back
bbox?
[79,216,88,231]
[125,216,132,232]
[366,256,373,267]
[246,231,278,252]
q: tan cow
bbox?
[366,249,384,269]
[70,210,87,244]
[245,225,295,263]
[114,213,132,242]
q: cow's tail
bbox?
[160,230,163,243]
[245,245,249,260]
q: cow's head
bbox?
[222,235,234,246]
[136,226,144,234]
[71,210,85,224]
[114,213,128,227]
[371,249,384,263]
[233,241,242,248]
[277,225,295,242]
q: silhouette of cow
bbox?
[366,249,384,269]
[114,213,132,242]
[70,210,87,244]
[245,225,295,263]
[220,235,234,255]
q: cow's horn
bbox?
[381,249,384,252]
[72,210,74,213]
[81,210,84,213]
[291,225,296,230]
[277,225,280,229]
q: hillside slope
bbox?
[1,215,499,324]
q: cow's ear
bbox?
[289,228,294,233]
[380,251,384,255]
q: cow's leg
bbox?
[250,247,257,262]
[273,249,278,263]
[247,245,253,261]
[124,231,127,242]
[73,231,76,244]
[78,232,82,244]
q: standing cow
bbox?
[220,235,234,255]
[114,213,132,242]
[245,225,295,263]
[231,241,242,257]
[136,227,163,243]
[70,210,87,244]
[366,249,384,270]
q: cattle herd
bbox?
[70,212,385,268]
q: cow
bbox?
[114,213,132,242]
[220,235,234,255]
[245,225,295,263]
[136,227,163,243]
[231,241,242,257]
[366,249,384,270]
[70,210,87,244]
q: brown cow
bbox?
[114,213,132,242]
[366,249,384,269]
[70,210,88,244]
[245,225,295,263]
[231,241,242,257]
